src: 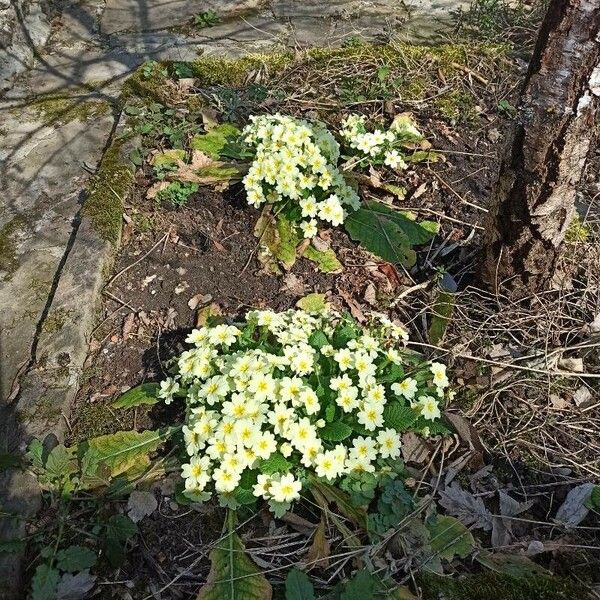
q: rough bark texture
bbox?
[481,0,600,297]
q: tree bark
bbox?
[481,0,600,297]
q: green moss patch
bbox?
[82,138,135,244]
[0,215,28,277]
[418,571,590,600]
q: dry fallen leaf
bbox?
[338,290,366,323]
[196,303,222,327]
[146,181,170,199]
[122,312,136,340]
[401,432,431,464]
[282,273,306,296]
[573,385,593,408]
[364,282,378,306]
[188,293,213,311]
[305,517,331,571]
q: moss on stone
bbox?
[418,571,589,600]
[0,215,28,277]
[82,138,134,244]
[27,95,112,126]
[41,308,74,335]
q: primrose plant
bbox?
[241,114,361,240]
[158,306,452,516]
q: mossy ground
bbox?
[0,214,28,277]
[82,138,135,244]
[28,96,112,126]
[418,571,591,600]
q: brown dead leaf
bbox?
[196,303,222,327]
[146,181,170,199]
[338,290,366,323]
[282,273,306,296]
[311,236,330,252]
[122,313,136,340]
[364,282,378,306]
[444,411,485,454]
[296,238,311,256]
[189,150,216,170]
[378,262,401,290]
[401,432,431,465]
[212,239,226,252]
[188,293,213,311]
[305,518,330,571]
[550,394,571,410]
[200,107,219,130]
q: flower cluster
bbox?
[159,308,451,515]
[340,113,424,170]
[241,114,360,239]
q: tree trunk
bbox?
[481,0,600,297]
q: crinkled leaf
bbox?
[82,428,172,478]
[112,383,160,409]
[296,293,327,313]
[438,483,493,531]
[319,421,353,442]
[45,445,77,481]
[197,523,272,599]
[191,123,242,159]
[344,201,436,266]
[255,212,300,272]
[52,571,96,600]
[150,148,186,167]
[260,452,292,475]
[303,245,343,273]
[27,438,46,469]
[426,515,475,560]
[55,546,97,572]
[285,568,315,600]
[383,403,420,431]
[31,564,60,600]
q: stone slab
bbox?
[0,118,135,600]
[101,0,266,35]
[0,112,114,402]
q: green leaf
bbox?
[296,293,327,312]
[104,514,138,568]
[45,445,77,481]
[383,403,419,430]
[591,486,600,509]
[341,569,376,600]
[55,545,97,572]
[30,564,60,600]
[475,551,551,577]
[233,487,256,506]
[255,212,301,272]
[191,123,242,159]
[260,452,292,475]
[149,148,186,167]
[426,516,474,560]
[82,428,172,477]
[26,439,45,469]
[196,511,272,599]
[345,202,436,267]
[303,245,343,273]
[285,568,315,600]
[319,421,353,442]
[428,290,455,345]
[112,384,160,409]
[0,539,26,554]
[308,330,329,349]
